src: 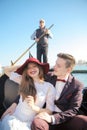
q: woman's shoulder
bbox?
[44,81,55,89]
[44,81,56,95]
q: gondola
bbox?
[0,72,87,118]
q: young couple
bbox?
[1,53,87,130]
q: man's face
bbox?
[53,57,70,78]
[40,21,45,28]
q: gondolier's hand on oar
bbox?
[45,29,50,34]
[1,103,17,119]
[35,38,39,42]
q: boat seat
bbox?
[3,78,19,109]
[79,87,87,115]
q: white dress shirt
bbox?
[55,81,66,112]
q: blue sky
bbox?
[0,0,87,66]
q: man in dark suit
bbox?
[31,53,87,130]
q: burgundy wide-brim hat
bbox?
[16,57,49,75]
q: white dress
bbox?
[1,72,56,130]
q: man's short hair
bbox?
[57,53,76,69]
[39,19,45,23]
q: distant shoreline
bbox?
[72,70,87,73]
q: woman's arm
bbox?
[4,66,20,77]
[25,83,56,115]
[32,105,52,114]
[25,96,52,114]
[35,83,56,114]
[1,103,17,119]
[4,66,22,84]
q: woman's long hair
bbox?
[19,63,44,101]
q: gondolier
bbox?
[31,19,53,63]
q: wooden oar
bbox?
[11,24,54,65]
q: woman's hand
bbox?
[1,103,17,119]
[4,66,20,77]
[25,96,35,109]
[25,96,40,112]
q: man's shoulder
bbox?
[74,77,84,88]
[45,73,56,78]
[36,28,41,31]
[44,73,57,83]
[70,75,84,89]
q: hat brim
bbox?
[16,58,49,75]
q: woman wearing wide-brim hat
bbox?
[1,57,56,130]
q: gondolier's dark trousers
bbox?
[37,44,48,63]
